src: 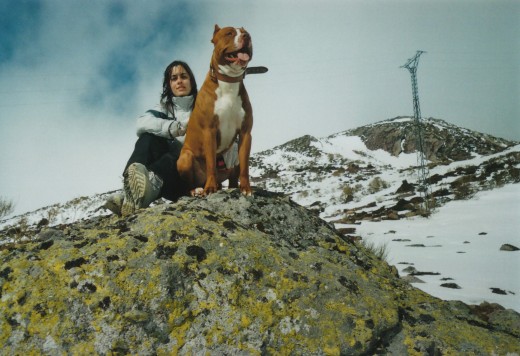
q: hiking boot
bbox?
[104,192,124,216]
[121,163,163,216]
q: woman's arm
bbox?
[136,108,186,138]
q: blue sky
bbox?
[0,0,518,215]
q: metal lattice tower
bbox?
[401,50,433,213]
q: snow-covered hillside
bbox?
[1,117,519,311]
[250,117,520,311]
[354,184,519,311]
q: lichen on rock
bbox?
[1,189,519,354]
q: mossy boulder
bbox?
[1,189,519,354]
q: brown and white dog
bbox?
[177,25,253,196]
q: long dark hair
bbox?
[160,60,198,116]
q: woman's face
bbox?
[170,65,192,97]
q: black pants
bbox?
[124,133,189,201]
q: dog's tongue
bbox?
[237,52,250,62]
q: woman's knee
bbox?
[135,133,170,152]
[136,132,158,145]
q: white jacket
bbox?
[135,95,238,168]
[136,96,194,143]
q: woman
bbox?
[106,60,237,216]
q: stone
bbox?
[441,283,462,289]
[491,288,508,295]
[395,180,415,194]
[401,275,425,284]
[500,244,519,251]
[336,227,356,235]
[386,211,399,220]
[402,266,418,274]
[0,189,518,354]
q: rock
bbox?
[395,180,415,194]
[488,309,520,336]
[307,201,325,214]
[336,227,356,235]
[1,189,519,354]
[467,302,520,338]
[491,288,508,295]
[343,235,362,243]
[410,271,441,276]
[500,244,519,251]
[386,211,399,220]
[348,117,516,162]
[36,218,49,229]
[401,275,425,284]
[441,283,462,289]
[391,199,414,211]
[401,266,418,274]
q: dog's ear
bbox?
[211,24,221,44]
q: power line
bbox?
[401,50,433,214]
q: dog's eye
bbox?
[226,31,233,37]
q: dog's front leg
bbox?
[203,128,218,195]
[177,150,192,182]
[177,149,198,195]
[238,130,252,196]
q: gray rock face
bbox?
[1,189,519,354]
[348,117,516,162]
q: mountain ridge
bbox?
[257,117,517,162]
[347,117,516,161]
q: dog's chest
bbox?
[214,83,245,152]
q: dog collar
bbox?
[210,67,244,83]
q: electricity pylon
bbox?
[401,50,433,214]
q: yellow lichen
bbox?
[240,314,251,328]
[2,194,519,354]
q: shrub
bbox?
[332,167,346,177]
[361,239,390,261]
[451,176,477,200]
[8,216,30,243]
[340,183,362,203]
[298,190,309,199]
[0,197,15,219]
[368,177,389,194]
[453,182,475,200]
[46,206,61,225]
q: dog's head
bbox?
[211,25,252,75]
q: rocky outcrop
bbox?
[1,189,519,354]
[348,117,517,162]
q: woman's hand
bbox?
[169,121,187,137]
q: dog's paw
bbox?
[240,187,253,197]
[204,184,218,195]
[240,179,252,196]
[191,187,205,197]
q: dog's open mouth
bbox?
[225,47,251,67]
